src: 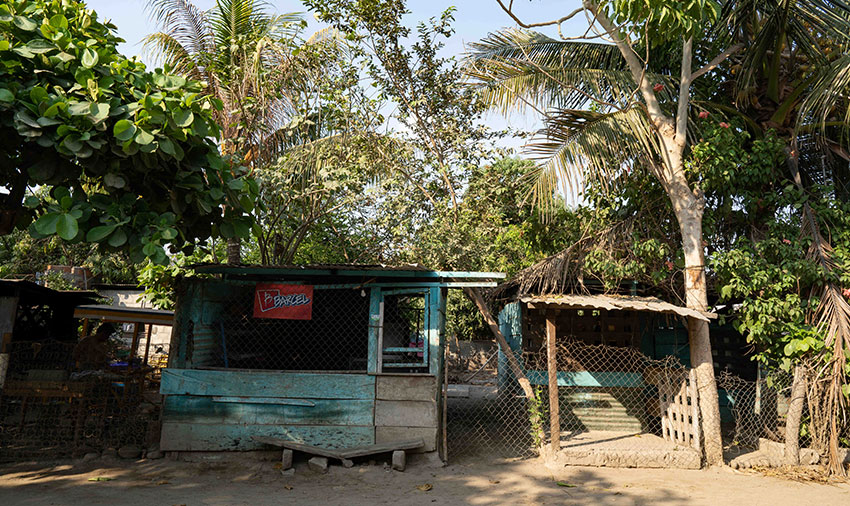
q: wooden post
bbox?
[128,322,141,362]
[80,318,90,339]
[546,311,560,450]
[464,288,535,399]
[143,323,153,366]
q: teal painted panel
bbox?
[162,396,374,426]
[527,369,645,387]
[368,288,381,374]
[160,422,375,451]
[161,369,376,399]
[497,302,523,392]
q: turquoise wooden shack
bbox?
[159,264,503,457]
[497,294,755,430]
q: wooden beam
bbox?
[546,311,560,450]
[143,323,154,366]
[463,288,535,399]
[128,322,141,362]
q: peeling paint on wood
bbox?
[160,423,374,451]
[161,369,377,399]
[163,396,374,426]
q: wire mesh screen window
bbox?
[379,290,429,372]
[213,286,371,372]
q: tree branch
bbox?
[584,1,670,131]
[691,43,744,81]
[496,1,585,30]
[676,38,693,142]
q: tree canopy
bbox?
[0,0,256,264]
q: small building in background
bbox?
[92,284,172,364]
[160,264,503,459]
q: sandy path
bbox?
[1,454,849,505]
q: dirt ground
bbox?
[1,454,849,506]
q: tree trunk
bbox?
[784,364,807,465]
[676,200,724,466]
[226,238,241,264]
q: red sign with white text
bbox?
[253,284,313,320]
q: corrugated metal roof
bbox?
[519,294,716,321]
[190,263,505,280]
[191,262,431,272]
[74,304,175,325]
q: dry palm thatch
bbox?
[800,203,850,476]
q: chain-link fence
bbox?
[447,338,698,461]
[183,284,434,374]
[718,365,850,471]
[0,329,162,462]
[188,285,370,371]
[717,369,792,449]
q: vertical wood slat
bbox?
[659,368,701,451]
[688,368,701,451]
[546,312,559,450]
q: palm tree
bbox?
[144,0,305,262]
[466,0,850,467]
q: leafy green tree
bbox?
[0,0,256,264]
[0,227,138,283]
[144,0,307,262]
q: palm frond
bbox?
[145,0,213,60]
[525,107,659,214]
[798,54,850,144]
[141,32,205,80]
[466,29,646,114]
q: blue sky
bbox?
[85,1,590,139]
[87,1,586,61]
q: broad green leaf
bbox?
[86,224,117,242]
[163,75,186,90]
[160,227,178,240]
[219,222,235,238]
[26,39,54,54]
[89,102,110,122]
[172,108,193,127]
[81,48,98,68]
[43,102,64,117]
[68,101,91,116]
[56,213,79,240]
[104,173,126,188]
[13,16,38,32]
[134,128,154,145]
[34,213,60,235]
[12,46,35,58]
[49,14,68,30]
[113,119,136,141]
[15,110,40,129]
[0,40,9,51]
[159,137,176,156]
[108,228,127,247]
[142,242,158,257]
[36,116,61,127]
[0,88,13,103]
[233,220,251,238]
[23,196,40,208]
[63,135,83,152]
[30,86,48,104]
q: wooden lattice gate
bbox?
[658,368,702,452]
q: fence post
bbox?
[546,311,560,450]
